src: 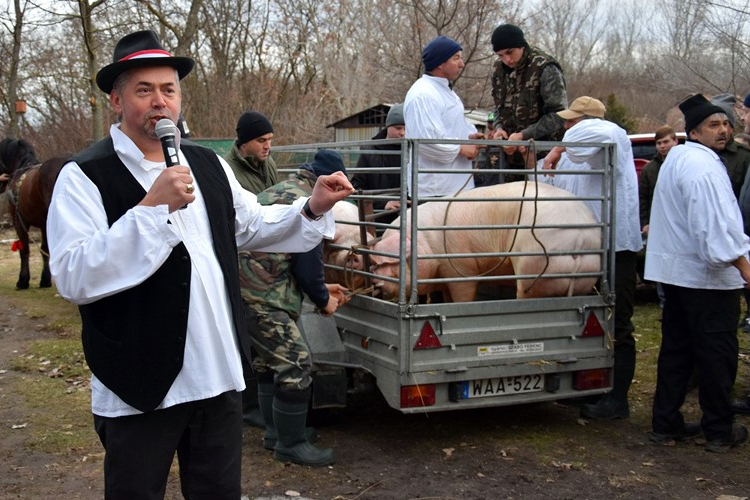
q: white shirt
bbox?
[404,74,477,198]
[539,155,603,221]
[644,141,749,289]
[47,124,335,417]
[561,118,643,252]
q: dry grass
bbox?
[0,225,93,453]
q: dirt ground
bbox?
[1,277,750,499]
[1,302,750,500]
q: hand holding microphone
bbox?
[138,118,195,212]
[156,118,192,210]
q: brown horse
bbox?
[1,138,66,289]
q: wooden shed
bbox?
[327,103,492,142]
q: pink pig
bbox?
[323,201,371,290]
[369,182,602,302]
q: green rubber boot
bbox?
[272,393,334,466]
[258,382,318,450]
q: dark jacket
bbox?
[224,143,279,195]
[639,155,664,228]
[350,128,403,211]
[73,139,246,412]
[718,137,750,199]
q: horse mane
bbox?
[0,137,39,175]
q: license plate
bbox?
[459,374,544,399]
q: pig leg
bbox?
[515,254,597,299]
[445,282,478,302]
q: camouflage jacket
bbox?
[492,45,567,141]
[239,166,329,317]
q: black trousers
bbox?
[651,284,740,441]
[614,251,637,349]
[94,390,242,500]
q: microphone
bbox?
[155,118,181,167]
[155,118,187,209]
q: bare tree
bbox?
[0,0,27,138]
[5,0,750,150]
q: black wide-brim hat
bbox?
[96,30,195,94]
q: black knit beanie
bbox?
[236,111,274,146]
[679,94,727,134]
[491,24,527,52]
[310,149,346,177]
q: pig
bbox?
[322,201,371,290]
[369,182,602,302]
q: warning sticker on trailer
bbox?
[477,343,544,357]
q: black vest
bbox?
[72,138,248,412]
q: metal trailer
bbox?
[274,137,617,414]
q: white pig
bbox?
[323,201,371,289]
[369,182,602,302]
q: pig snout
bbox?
[324,245,369,290]
[369,255,400,298]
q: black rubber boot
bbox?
[273,391,334,466]
[581,347,635,420]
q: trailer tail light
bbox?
[573,368,611,390]
[400,384,436,408]
[414,321,441,349]
[581,312,604,337]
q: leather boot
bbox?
[581,347,635,420]
[273,391,334,466]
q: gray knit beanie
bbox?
[385,104,404,127]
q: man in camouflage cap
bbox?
[241,149,350,467]
[490,24,567,180]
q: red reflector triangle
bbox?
[415,321,442,349]
[582,312,604,337]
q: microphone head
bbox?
[155,118,180,140]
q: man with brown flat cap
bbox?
[47,29,353,499]
[542,96,642,422]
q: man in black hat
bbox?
[46,30,353,498]
[224,109,280,430]
[645,93,750,453]
[225,110,279,195]
[490,24,567,180]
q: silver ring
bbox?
[186,183,195,194]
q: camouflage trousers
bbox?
[244,302,312,392]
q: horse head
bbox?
[0,138,39,179]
